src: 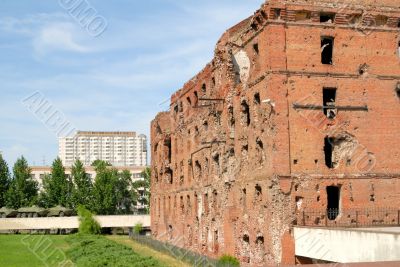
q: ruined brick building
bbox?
[150,0,400,265]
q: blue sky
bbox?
[0,0,263,166]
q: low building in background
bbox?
[30,165,148,212]
[59,131,147,167]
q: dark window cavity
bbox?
[254,92,260,104]
[243,234,250,243]
[241,100,250,126]
[321,37,334,65]
[164,137,172,163]
[202,83,206,93]
[166,168,173,184]
[274,9,281,20]
[324,137,334,168]
[194,91,198,106]
[320,12,335,23]
[327,186,340,220]
[253,43,259,54]
[323,88,337,119]
[203,120,208,131]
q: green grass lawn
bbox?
[107,235,192,267]
[0,234,71,267]
[0,234,187,267]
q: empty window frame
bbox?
[194,91,199,107]
[320,12,335,23]
[274,9,281,20]
[349,14,362,25]
[324,137,334,168]
[398,41,400,59]
[327,186,340,220]
[375,15,388,27]
[321,37,334,65]
[164,138,172,163]
[295,10,311,21]
[396,82,400,98]
[323,88,337,119]
[253,43,259,54]
[241,100,251,126]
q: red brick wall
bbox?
[151,0,400,265]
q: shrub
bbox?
[217,254,240,267]
[77,206,101,235]
[133,223,143,235]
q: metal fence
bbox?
[131,234,219,267]
[297,208,400,228]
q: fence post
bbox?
[356,211,359,227]
[302,211,305,226]
[398,210,400,226]
[325,210,328,226]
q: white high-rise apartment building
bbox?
[59,131,147,167]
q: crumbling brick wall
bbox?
[151,0,400,265]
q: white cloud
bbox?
[0,13,93,56]
[33,23,90,55]
[0,13,68,36]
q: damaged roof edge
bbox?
[169,4,266,107]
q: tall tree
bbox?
[115,170,135,214]
[71,159,92,209]
[5,156,38,209]
[91,161,118,215]
[41,158,71,208]
[0,154,11,207]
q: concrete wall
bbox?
[0,215,150,230]
[294,227,400,263]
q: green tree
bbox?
[40,157,71,208]
[91,161,118,215]
[115,170,135,214]
[132,167,151,213]
[71,159,92,209]
[5,156,38,209]
[0,154,11,207]
[91,159,111,167]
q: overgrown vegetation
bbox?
[66,234,162,267]
[133,222,143,235]
[77,206,101,235]
[217,255,240,266]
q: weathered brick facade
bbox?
[151,0,400,265]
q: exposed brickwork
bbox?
[151,0,400,265]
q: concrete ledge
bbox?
[294,227,400,263]
[0,215,150,230]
